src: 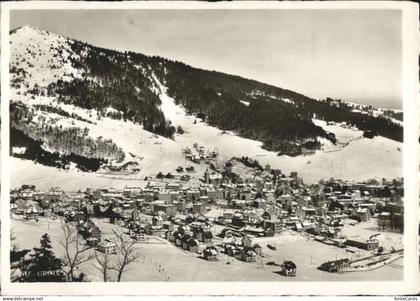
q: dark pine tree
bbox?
[24,233,66,282]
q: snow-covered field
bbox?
[11,216,403,281]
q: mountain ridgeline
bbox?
[10,26,403,170]
[60,36,403,150]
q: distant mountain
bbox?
[9,25,403,173]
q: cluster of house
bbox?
[10,161,403,269]
[222,231,262,263]
[182,143,218,163]
[166,221,219,260]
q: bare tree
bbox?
[59,220,94,282]
[94,250,113,282]
[111,230,141,282]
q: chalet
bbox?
[156,190,173,203]
[221,228,241,240]
[131,209,141,221]
[123,186,143,196]
[232,199,252,210]
[19,190,35,200]
[187,238,200,253]
[186,189,200,200]
[254,198,267,209]
[97,240,117,254]
[123,200,137,209]
[166,230,176,242]
[167,183,181,191]
[178,225,192,236]
[297,206,317,219]
[144,225,166,237]
[180,235,198,252]
[203,246,219,261]
[241,235,253,248]
[130,229,145,241]
[86,237,99,247]
[301,220,313,229]
[222,211,235,221]
[242,225,265,237]
[85,204,95,215]
[346,238,379,251]
[192,202,205,215]
[206,188,224,201]
[44,187,65,202]
[319,258,351,273]
[281,261,297,277]
[364,185,388,197]
[10,203,18,213]
[200,231,213,244]
[261,190,275,203]
[15,199,28,210]
[152,215,164,227]
[153,203,176,216]
[24,207,39,220]
[120,209,133,220]
[231,212,246,227]
[241,247,257,262]
[71,211,86,224]
[238,189,254,201]
[174,232,183,247]
[96,188,123,201]
[384,202,404,214]
[261,211,277,221]
[204,169,223,186]
[162,221,174,231]
[294,222,303,232]
[39,199,51,210]
[173,200,186,214]
[356,207,371,222]
[224,243,238,257]
[285,220,297,230]
[191,222,213,243]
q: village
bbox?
[10,145,405,282]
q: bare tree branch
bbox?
[59,220,94,281]
[94,250,113,282]
[111,230,141,282]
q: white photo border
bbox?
[1,0,419,296]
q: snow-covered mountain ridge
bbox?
[9,25,403,188]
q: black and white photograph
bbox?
[0,0,418,296]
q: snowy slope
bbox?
[10,25,82,92]
[156,79,402,183]
[10,26,403,190]
[10,26,205,187]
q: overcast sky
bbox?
[11,9,402,109]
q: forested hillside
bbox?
[10,102,124,171]
[10,25,403,171]
[147,58,403,146]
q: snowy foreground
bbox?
[11,78,402,191]
[12,215,403,282]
